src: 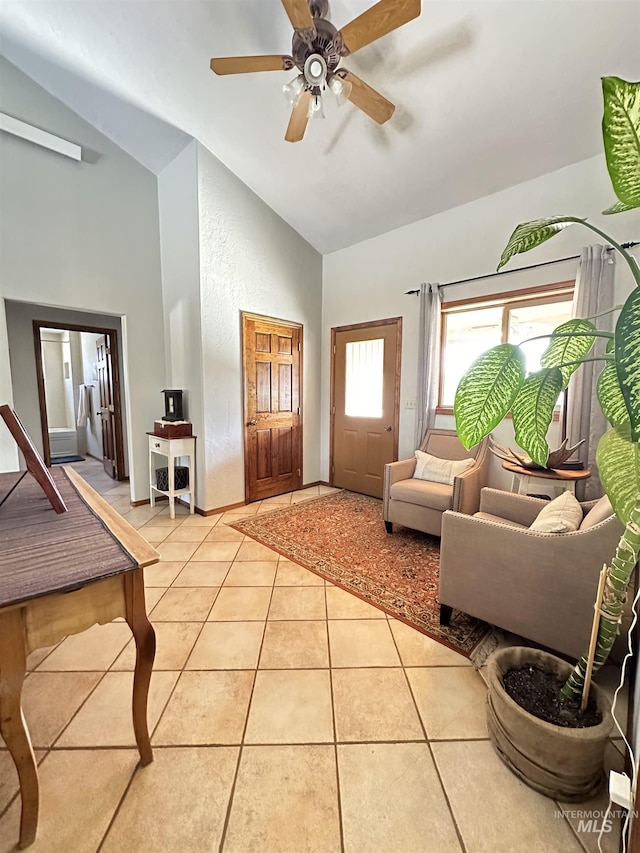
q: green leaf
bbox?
[597,363,629,427]
[602,77,640,208]
[615,287,640,440]
[602,199,637,215]
[497,217,586,271]
[597,423,640,524]
[540,319,597,387]
[454,344,526,449]
[511,368,563,467]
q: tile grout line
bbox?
[325,568,346,853]
[389,624,470,853]
[96,554,228,851]
[216,555,276,853]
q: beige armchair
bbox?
[439,488,624,659]
[383,429,490,537]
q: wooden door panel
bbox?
[256,363,272,412]
[331,319,401,499]
[278,364,292,411]
[243,315,303,502]
[96,334,117,479]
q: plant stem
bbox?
[520,332,614,346]
[553,356,614,369]
[561,501,640,703]
[585,305,624,322]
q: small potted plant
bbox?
[454,75,640,800]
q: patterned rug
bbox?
[232,490,494,659]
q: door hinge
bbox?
[333,345,336,355]
[105,346,111,355]
[108,404,114,413]
[297,341,301,352]
[297,468,301,476]
[296,407,300,415]
[331,406,336,415]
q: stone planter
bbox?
[486,647,613,802]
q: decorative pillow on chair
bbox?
[413,451,474,485]
[529,491,583,533]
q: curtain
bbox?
[566,245,615,499]
[415,282,443,448]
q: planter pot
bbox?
[486,647,613,802]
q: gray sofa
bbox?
[438,487,624,659]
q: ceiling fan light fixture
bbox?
[304,53,327,87]
[307,93,325,120]
[282,74,305,106]
[328,74,352,106]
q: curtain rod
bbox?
[404,240,640,295]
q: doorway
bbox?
[330,317,402,498]
[33,320,126,479]
[242,312,303,502]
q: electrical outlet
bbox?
[405,399,416,410]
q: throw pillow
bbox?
[413,450,475,485]
[529,491,583,533]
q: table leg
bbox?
[0,610,39,849]
[124,571,156,766]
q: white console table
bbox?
[148,433,196,519]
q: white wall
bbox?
[79,331,104,460]
[196,142,323,510]
[0,57,165,499]
[322,154,640,486]
[158,141,204,508]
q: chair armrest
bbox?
[452,435,491,515]
[383,458,416,520]
[385,458,416,485]
[478,487,548,527]
[452,466,485,515]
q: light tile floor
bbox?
[0,459,630,852]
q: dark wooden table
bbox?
[0,466,159,849]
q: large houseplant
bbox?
[454,76,640,798]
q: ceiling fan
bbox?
[210,0,421,142]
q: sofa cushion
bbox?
[473,512,527,529]
[390,479,454,511]
[580,495,614,530]
[529,490,583,533]
[413,450,474,485]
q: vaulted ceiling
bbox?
[1,1,637,253]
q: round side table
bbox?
[501,461,591,497]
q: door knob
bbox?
[385,426,393,432]
[248,419,257,426]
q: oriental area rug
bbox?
[232,490,494,659]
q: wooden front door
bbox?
[242,314,303,502]
[331,318,401,498]
[96,334,117,478]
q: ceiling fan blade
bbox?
[210,56,294,75]
[338,0,421,55]
[281,0,316,34]
[340,70,395,124]
[285,91,312,143]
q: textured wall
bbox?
[196,143,323,509]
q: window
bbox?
[438,282,574,411]
[345,338,384,418]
